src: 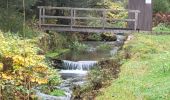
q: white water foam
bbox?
[59,70,88,75]
[63,60,98,70]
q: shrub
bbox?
[0,31,61,99]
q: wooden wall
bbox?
[128,0,152,31]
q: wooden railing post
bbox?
[42,7,45,24]
[134,12,139,30]
[102,9,106,30]
[71,8,73,29]
[73,9,76,26]
[39,8,42,28]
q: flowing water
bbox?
[36,34,126,100]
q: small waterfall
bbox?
[62,60,98,70]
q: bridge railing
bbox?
[38,6,140,31]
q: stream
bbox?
[36,34,127,100]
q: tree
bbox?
[153,0,170,13]
[0,0,38,33]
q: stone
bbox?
[100,33,117,41]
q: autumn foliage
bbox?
[0,31,61,99]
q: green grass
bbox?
[46,49,70,58]
[96,33,170,100]
[50,89,65,96]
[153,23,170,33]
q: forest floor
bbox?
[96,33,170,100]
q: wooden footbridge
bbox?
[38,6,140,33]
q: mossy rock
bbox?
[100,33,117,41]
[86,33,102,41]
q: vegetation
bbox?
[96,33,170,100]
[0,0,38,34]
[96,44,112,51]
[72,58,121,99]
[153,0,170,13]
[0,31,61,99]
[38,85,65,96]
[69,41,89,52]
[153,23,170,33]
[0,0,170,99]
[50,89,65,96]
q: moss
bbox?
[46,49,70,58]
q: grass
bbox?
[96,33,170,100]
[50,89,65,96]
[46,49,70,58]
[153,23,170,33]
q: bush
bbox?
[0,31,61,99]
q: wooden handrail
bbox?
[38,6,140,31]
[38,6,140,13]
